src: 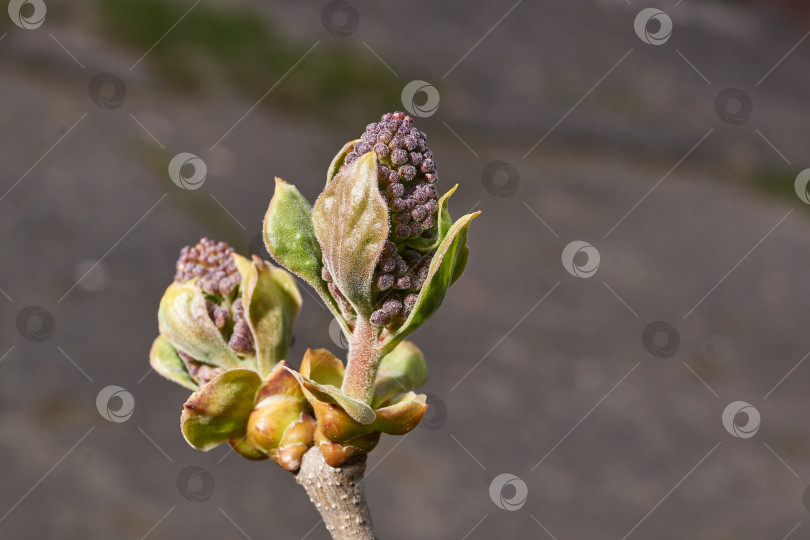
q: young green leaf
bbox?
[263,178,347,331]
[326,139,360,186]
[284,366,376,425]
[242,257,301,378]
[180,369,262,451]
[158,281,242,369]
[380,212,480,354]
[312,152,389,318]
[372,341,428,408]
[149,335,198,391]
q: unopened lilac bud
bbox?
[370,310,391,327]
[374,143,389,158]
[391,149,408,165]
[375,273,394,291]
[379,258,396,273]
[382,298,403,316]
[395,276,411,290]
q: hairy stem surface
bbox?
[295,446,375,539]
[341,318,379,404]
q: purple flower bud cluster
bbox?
[176,238,255,355]
[175,238,241,296]
[344,112,439,242]
[178,350,223,385]
[369,243,432,327]
[228,298,255,354]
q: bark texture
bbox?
[295,446,375,539]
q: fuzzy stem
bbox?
[295,446,375,539]
[341,318,380,404]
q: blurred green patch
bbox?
[747,166,798,202]
[97,0,399,120]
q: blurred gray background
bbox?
[2,0,810,538]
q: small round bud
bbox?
[392,198,407,212]
[374,143,389,158]
[420,158,435,172]
[409,152,423,166]
[394,259,409,276]
[382,241,397,258]
[370,310,391,327]
[391,149,408,165]
[399,165,416,181]
[404,135,417,151]
[375,273,394,291]
[409,222,424,237]
[382,298,403,316]
[394,276,411,290]
[395,224,411,238]
[389,136,402,149]
[411,206,428,222]
[404,293,418,307]
[388,182,405,198]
